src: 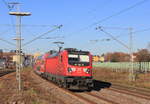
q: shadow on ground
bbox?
[70,80,111,92]
[93,80,111,91]
[0,70,15,77]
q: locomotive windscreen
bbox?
[68,54,90,66]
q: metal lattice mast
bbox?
[9,2,31,91]
[96,26,136,81]
[129,28,135,81]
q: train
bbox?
[33,48,93,90]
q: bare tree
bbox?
[147,42,150,51]
[135,49,150,62]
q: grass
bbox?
[26,88,37,96]
[0,82,4,89]
[31,101,40,104]
[22,66,33,72]
[93,67,150,89]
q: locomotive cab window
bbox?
[68,54,90,66]
[79,55,89,62]
[68,54,78,61]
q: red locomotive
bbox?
[34,48,93,90]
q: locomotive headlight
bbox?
[71,68,76,71]
[68,67,72,72]
[83,68,90,74]
[68,67,76,72]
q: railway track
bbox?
[0,69,15,77]
[75,91,119,104]
[112,83,150,96]
[109,84,150,100]
[62,90,97,104]
[56,86,121,104]
[33,71,119,104]
[70,83,150,104]
[73,85,150,104]
[33,71,150,104]
[32,71,96,104]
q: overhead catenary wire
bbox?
[96,27,130,50]
[86,0,113,21]
[90,38,111,42]
[99,26,150,33]
[95,26,130,40]
[88,26,129,45]
[98,26,129,30]
[0,29,10,36]
[0,24,54,27]
[0,38,15,46]
[23,25,63,47]
[2,0,10,9]
[65,0,149,38]
[89,0,149,27]
[2,0,16,11]
[1,0,16,38]
[133,27,150,33]
[93,26,150,40]
[40,36,65,39]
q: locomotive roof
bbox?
[47,52,59,58]
[64,48,89,55]
[44,48,90,58]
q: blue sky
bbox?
[0,0,150,55]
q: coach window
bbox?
[42,60,44,64]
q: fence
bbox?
[93,62,150,73]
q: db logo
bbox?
[77,68,82,73]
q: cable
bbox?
[1,0,16,36]
[65,0,149,37]
[90,0,149,27]
[0,4,15,46]
[99,26,129,30]
[21,24,55,27]
[2,0,15,11]
[133,27,150,33]
[0,0,16,45]
[86,0,113,21]
[0,24,54,27]
[97,27,130,50]
[23,25,63,47]
[0,38,15,46]
[97,26,150,35]
[2,0,9,9]
[40,36,65,39]
[0,29,10,36]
